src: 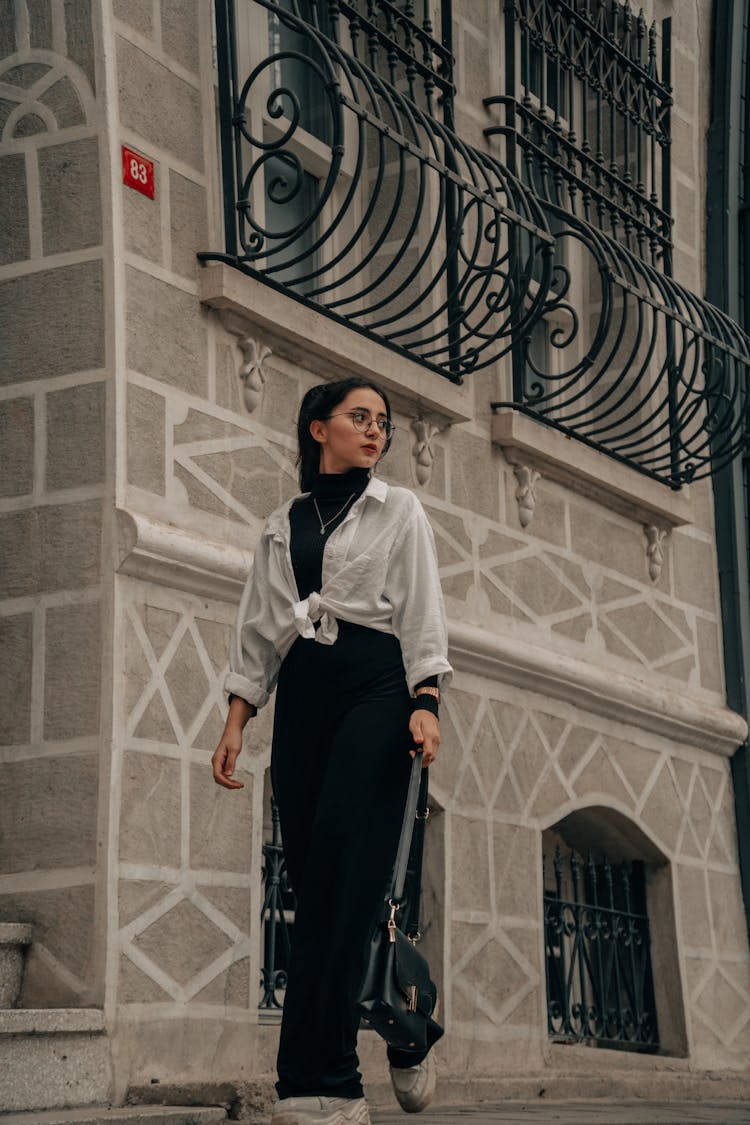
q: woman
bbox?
[212,376,452,1125]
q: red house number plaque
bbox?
[122,145,155,199]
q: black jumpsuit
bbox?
[270,467,434,1100]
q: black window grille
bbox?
[204,0,553,383]
[544,846,659,1050]
[486,0,672,269]
[260,797,295,1010]
[203,0,750,488]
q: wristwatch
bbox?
[412,686,440,704]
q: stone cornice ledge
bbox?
[116,510,746,755]
[492,408,694,528]
[449,620,747,757]
[198,261,473,425]
[116,509,251,603]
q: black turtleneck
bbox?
[290,467,371,599]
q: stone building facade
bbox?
[2,0,750,1114]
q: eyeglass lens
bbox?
[349,411,393,437]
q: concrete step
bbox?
[0,924,33,1008]
[0,1110,227,1124]
[0,1009,112,1114]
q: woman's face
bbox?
[310,387,389,475]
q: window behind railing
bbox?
[212,0,454,287]
[487,0,672,269]
[206,0,552,383]
[485,1,683,482]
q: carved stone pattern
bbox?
[514,464,541,528]
[427,503,708,689]
[645,524,668,583]
[116,583,271,1011]
[237,337,272,414]
[170,403,298,528]
[112,578,750,1063]
[411,419,440,487]
[0,51,95,144]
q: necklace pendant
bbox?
[312,491,356,538]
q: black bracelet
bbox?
[410,693,439,718]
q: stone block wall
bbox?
[107,0,750,1091]
[432,677,750,1073]
[1,0,749,1101]
[0,0,107,1009]
[108,0,302,1089]
[112,576,266,1087]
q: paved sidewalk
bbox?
[371,1103,750,1124]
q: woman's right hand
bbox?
[212,723,245,789]
[212,697,256,789]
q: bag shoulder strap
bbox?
[390,752,428,905]
[403,767,429,939]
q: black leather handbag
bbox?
[356,752,444,1053]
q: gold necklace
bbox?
[312,492,356,535]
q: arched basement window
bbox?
[542,806,688,1056]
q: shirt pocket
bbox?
[328,550,376,599]
[355,512,402,559]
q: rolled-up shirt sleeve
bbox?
[384,496,453,694]
[224,534,282,710]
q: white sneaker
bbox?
[389,1051,437,1113]
[270,1095,371,1125]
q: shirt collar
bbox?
[264,474,389,539]
[364,475,388,502]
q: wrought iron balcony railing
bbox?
[205,0,555,382]
[544,846,659,1050]
[491,199,750,487]
[201,0,750,488]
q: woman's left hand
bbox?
[409,709,440,766]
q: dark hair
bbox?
[296,376,393,492]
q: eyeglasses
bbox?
[326,409,395,439]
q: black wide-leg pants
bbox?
[271,622,422,1101]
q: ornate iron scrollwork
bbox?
[203,0,750,487]
[205,0,555,383]
[260,797,295,1009]
[544,846,659,1049]
[492,199,750,485]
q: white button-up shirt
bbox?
[225,475,453,709]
